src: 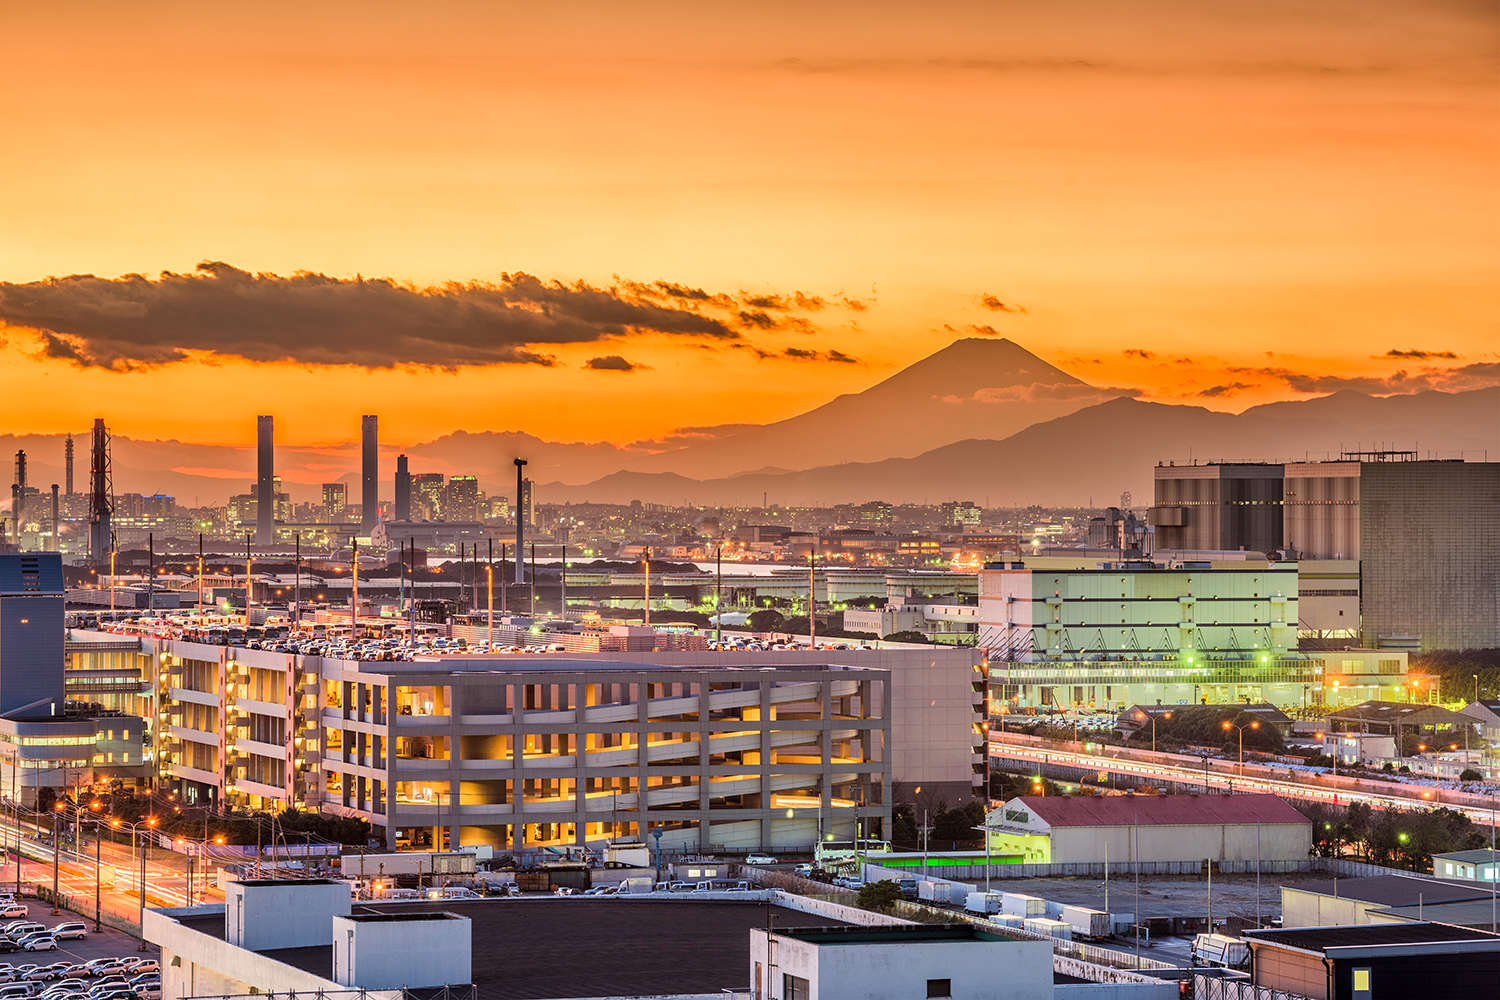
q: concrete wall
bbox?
[333,912,472,989]
[1280,888,1383,928]
[1248,943,1329,1000]
[751,929,1052,1000]
[225,879,351,950]
[146,906,342,1000]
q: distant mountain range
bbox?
[3,338,1495,508]
[534,387,1500,507]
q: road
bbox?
[990,737,1500,826]
[0,816,224,932]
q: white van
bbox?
[51,923,87,941]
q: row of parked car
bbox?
[0,956,160,1000]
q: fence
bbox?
[1191,975,1312,1000]
[867,856,1413,881]
[183,989,477,1000]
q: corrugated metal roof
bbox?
[1014,792,1309,828]
[1245,921,1500,951]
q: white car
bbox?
[743,854,778,866]
[0,910,23,922]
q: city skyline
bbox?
[2,1,1497,448]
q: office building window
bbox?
[783,974,809,1000]
[927,980,952,998]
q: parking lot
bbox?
[0,906,158,968]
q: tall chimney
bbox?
[12,451,26,544]
[361,416,378,530]
[64,435,74,496]
[256,416,275,546]
[51,485,59,552]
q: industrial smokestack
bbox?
[256,415,275,546]
[361,415,378,530]
[395,454,411,522]
[65,435,74,496]
[12,451,26,545]
[51,485,59,552]
[88,418,113,563]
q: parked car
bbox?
[123,963,156,976]
[135,988,160,1000]
[0,911,21,922]
[0,942,19,956]
[743,854,778,865]
[49,926,86,943]
[32,967,70,982]
[19,941,56,955]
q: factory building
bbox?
[983,792,1312,866]
[1151,462,1285,554]
[978,557,1407,713]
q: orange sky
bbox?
[1,0,1496,447]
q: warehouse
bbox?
[983,792,1311,866]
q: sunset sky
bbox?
[1,0,1496,452]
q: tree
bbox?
[884,630,929,644]
[748,609,785,632]
[1460,768,1483,782]
[857,879,903,913]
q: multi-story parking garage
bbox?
[120,636,893,853]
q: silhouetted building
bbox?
[361,415,378,530]
[394,455,411,522]
[322,482,347,521]
[256,415,275,545]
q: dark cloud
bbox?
[736,310,814,333]
[616,278,739,310]
[978,293,1027,313]
[1384,348,1459,360]
[771,348,859,364]
[1197,382,1256,398]
[1124,348,1155,360]
[841,296,868,312]
[1,262,740,370]
[793,292,826,311]
[1232,363,1500,395]
[740,291,825,312]
[584,355,647,372]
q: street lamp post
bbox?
[51,802,63,913]
[1222,720,1261,768]
[93,821,102,933]
[111,816,158,944]
[1141,710,1172,754]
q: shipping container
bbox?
[1060,905,1112,940]
[964,892,1003,915]
[1023,917,1072,940]
[1001,892,1047,916]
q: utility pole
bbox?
[559,522,568,620]
[294,532,301,629]
[715,546,722,645]
[644,547,652,628]
[351,537,359,637]
[197,534,204,620]
[808,551,816,648]
[244,533,252,624]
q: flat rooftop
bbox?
[177,898,856,999]
[778,924,1008,946]
[1246,922,1500,952]
[1289,874,1490,907]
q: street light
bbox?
[1139,710,1172,754]
[111,817,158,948]
[1223,719,1260,767]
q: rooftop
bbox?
[1287,874,1490,907]
[1004,793,1309,829]
[1433,849,1500,865]
[177,898,855,999]
[1325,700,1477,730]
[1245,921,1500,952]
[776,924,1006,946]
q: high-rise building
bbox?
[394,455,411,522]
[1150,463,1284,553]
[519,477,535,528]
[442,475,480,522]
[256,415,274,545]
[322,482,347,521]
[361,415,378,530]
[412,473,445,519]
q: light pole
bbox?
[1140,710,1171,754]
[1315,732,1338,778]
[93,821,102,933]
[51,801,63,912]
[1222,720,1260,768]
[112,817,157,947]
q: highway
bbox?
[989,737,1500,827]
